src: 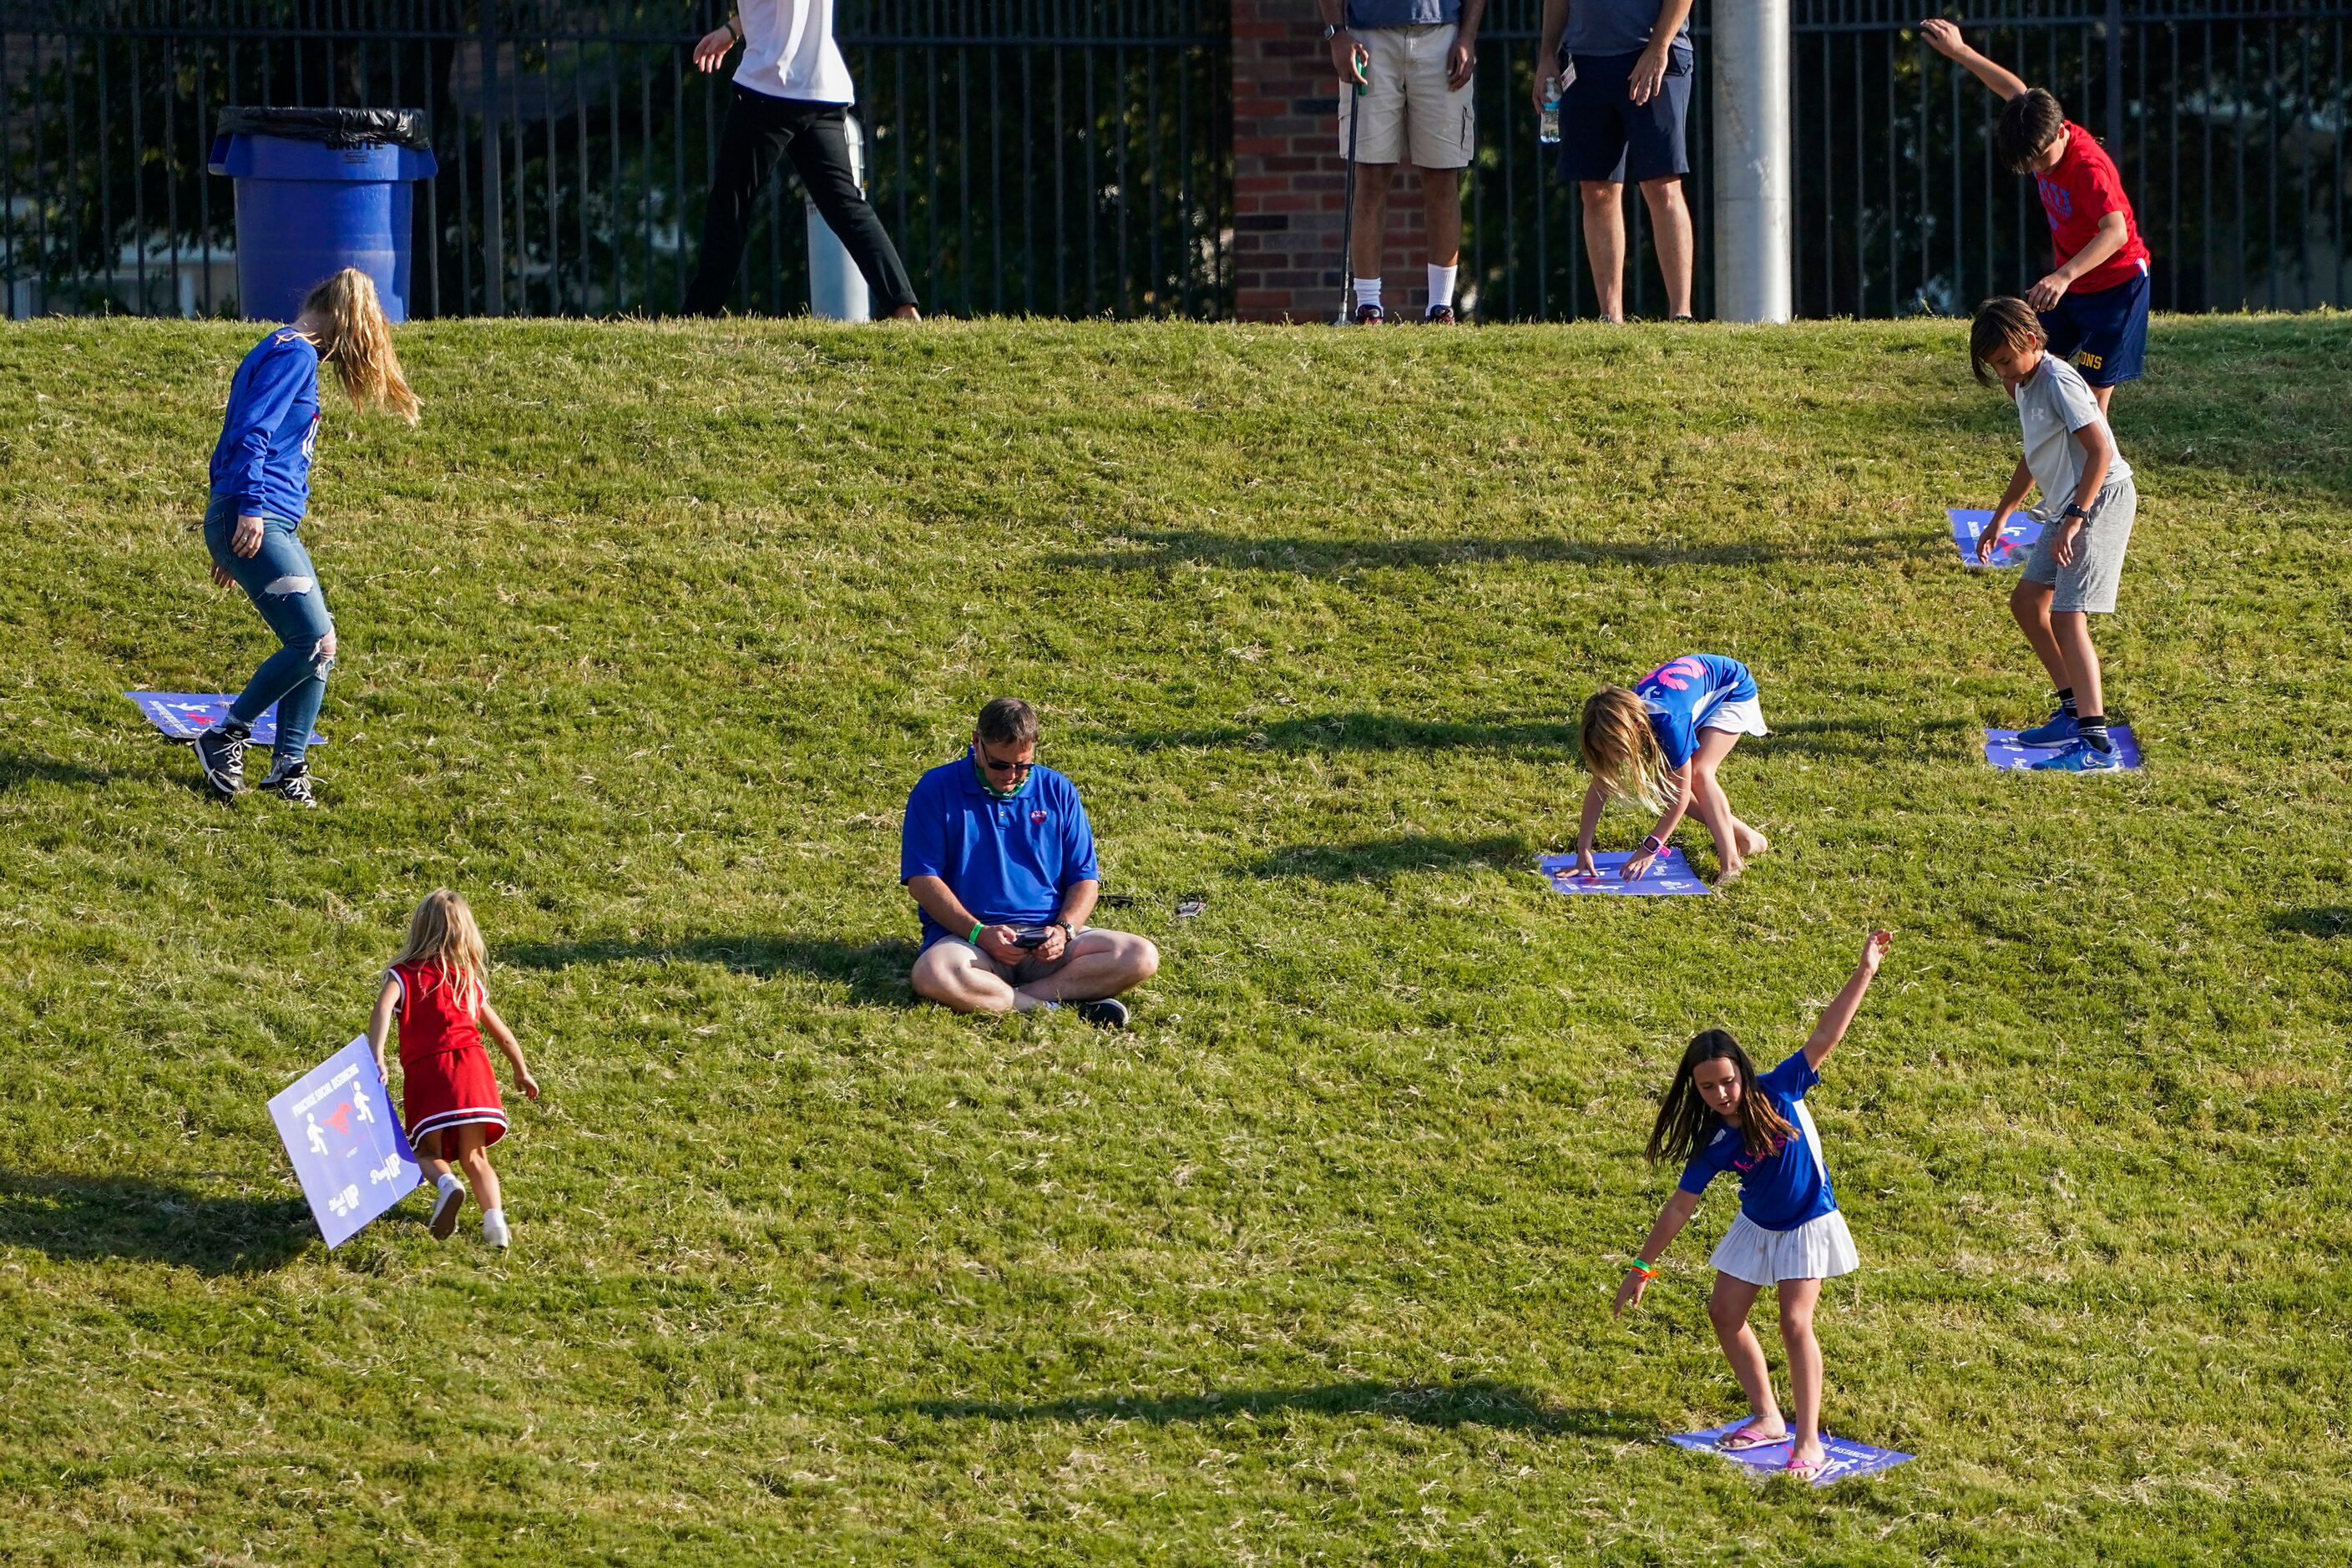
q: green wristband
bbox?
[968,922,984,946]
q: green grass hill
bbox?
[3,315,2350,1565]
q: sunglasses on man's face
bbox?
[978,746,1035,776]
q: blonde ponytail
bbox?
[1580,685,1673,813]
[299,267,420,424]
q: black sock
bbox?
[2077,714,2112,752]
[2056,687,2077,717]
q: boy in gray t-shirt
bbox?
[1968,296,2139,772]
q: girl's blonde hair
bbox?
[390,888,488,1014]
[1580,685,1672,812]
[299,268,420,424]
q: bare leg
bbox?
[1778,1277,1826,1465]
[911,940,1037,1015]
[2008,578,2070,691]
[1579,180,1626,321]
[2092,382,2113,415]
[1015,930,1161,1007]
[1686,727,1757,881]
[416,1130,454,1186]
[1637,175,1695,317]
[452,1124,503,1215]
[1706,1273,1784,1434]
[1419,164,1462,269]
[2051,609,2104,718]
[1351,163,1395,285]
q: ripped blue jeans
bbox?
[204,493,334,762]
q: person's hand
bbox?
[210,560,233,589]
[1628,41,1671,105]
[1530,60,1555,115]
[1330,33,1368,89]
[977,924,1026,965]
[1613,1269,1650,1318]
[2027,271,2070,311]
[1859,928,1893,974]
[1976,513,2006,563]
[692,24,736,73]
[517,1066,541,1101]
[2052,518,2081,566]
[1034,923,1070,964]
[1919,18,1968,59]
[1445,33,1476,91]
[231,513,265,558]
[373,1054,389,1084]
[1621,849,1657,882]
[1573,847,1599,878]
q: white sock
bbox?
[483,1206,505,1227]
[1353,276,1383,309]
[1428,263,1458,310]
[437,1172,463,1196]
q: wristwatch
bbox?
[1323,23,1343,39]
[2061,503,2089,522]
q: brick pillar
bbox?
[1232,2,1431,323]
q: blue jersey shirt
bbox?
[209,328,322,522]
[1635,653,1758,770]
[1347,0,1459,26]
[1677,1051,1837,1232]
[900,753,1101,945]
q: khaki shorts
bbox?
[1338,25,1474,169]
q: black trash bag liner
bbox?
[215,107,431,150]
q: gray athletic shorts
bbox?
[2021,474,2136,614]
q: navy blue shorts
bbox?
[1555,45,1693,185]
[2038,266,2150,387]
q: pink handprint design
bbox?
[1642,656,1708,691]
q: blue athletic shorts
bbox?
[1555,45,1693,185]
[2038,265,2150,387]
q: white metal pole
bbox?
[1711,0,1792,323]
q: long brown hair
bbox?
[389,888,488,1014]
[1581,685,1672,812]
[1646,1029,1798,1165]
[299,268,420,423]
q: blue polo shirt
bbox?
[1676,1052,1837,1232]
[900,752,1100,946]
[1347,0,1459,27]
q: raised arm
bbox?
[1613,1186,1703,1316]
[1920,19,2030,100]
[1803,928,1893,1070]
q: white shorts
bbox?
[1338,25,1474,169]
[1709,1210,1859,1286]
[1699,695,1769,742]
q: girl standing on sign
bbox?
[195,267,418,806]
[1613,929,1893,1482]
[366,890,539,1248]
[1574,654,1770,883]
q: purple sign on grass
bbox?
[1948,508,2041,569]
[1538,849,1711,897]
[267,1034,421,1248]
[124,692,324,747]
[1668,1422,1914,1485]
[1984,725,2142,771]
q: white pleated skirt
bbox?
[1708,1210,1859,1286]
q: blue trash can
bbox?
[207,107,437,323]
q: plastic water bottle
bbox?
[1540,75,1562,144]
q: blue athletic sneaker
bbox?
[2016,710,2080,746]
[2030,740,2122,772]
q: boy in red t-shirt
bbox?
[1924,19,2151,412]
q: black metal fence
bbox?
[1470,0,2352,319]
[0,0,1229,319]
[2,1,2346,319]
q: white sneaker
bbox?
[428,1181,466,1240]
[482,1211,512,1248]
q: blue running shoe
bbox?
[2016,710,2079,746]
[2030,740,2122,772]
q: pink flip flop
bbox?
[1716,1422,1790,1453]
[1782,1450,1828,1481]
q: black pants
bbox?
[684,88,918,316]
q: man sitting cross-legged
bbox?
[901,698,1159,1028]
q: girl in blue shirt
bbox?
[195,267,417,806]
[1613,928,1892,1481]
[1574,654,1770,884]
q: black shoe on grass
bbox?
[1073,998,1131,1030]
[257,756,316,807]
[193,726,246,798]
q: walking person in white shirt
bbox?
[686,0,921,318]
